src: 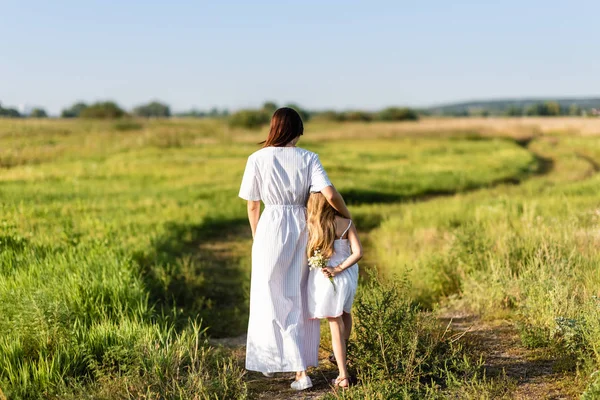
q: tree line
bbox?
[429,99,600,117]
[228,102,419,129]
[2,98,598,128]
[0,99,420,129]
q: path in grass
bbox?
[207,135,593,399]
[440,311,579,400]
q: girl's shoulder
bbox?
[334,216,352,236]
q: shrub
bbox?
[80,102,125,119]
[228,109,270,129]
[350,272,454,383]
[325,270,512,398]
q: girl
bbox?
[306,192,363,389]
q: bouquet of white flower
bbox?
[308,249,336,293]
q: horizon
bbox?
[5,95,600,116]
[0,95,600,117]
[2,0,599,115]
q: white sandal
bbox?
[291,376,313,390]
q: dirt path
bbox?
[441,312,579,399]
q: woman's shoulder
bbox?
[293,147,318,158]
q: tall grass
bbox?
[0,117,584,397]
[368,135,600,394]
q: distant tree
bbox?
[526,102,561,116]
[545,101,561,116]
[525,104,541,116]
[208,107,221,118]
[284,103,311,122]
[61,102,88,118]
[80,101,125,119]
[312,110,345,122]
[29,108,48,118]
[343,111,374,122]
[175,108,229,118]
[0,102,21,118]
[133,101,171,118]
[262,101,278,115]
[443,110,469,117]
[175,109,207,118]
[228,109,270,129]
[505,106,523,117]
[568,103,581,116]
[377,107,419,121]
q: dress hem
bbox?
[246,364,319,373]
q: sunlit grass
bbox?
[2,117,599,397]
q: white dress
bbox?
[239,146,332,373]
[307,221,359,319]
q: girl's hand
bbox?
[322,266,341,278]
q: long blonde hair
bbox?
[307,192,337,259]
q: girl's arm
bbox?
[247,200,261,239]
[321,186,351,219]
[324,224,363,277]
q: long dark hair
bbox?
[261,107,304,147]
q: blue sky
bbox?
[1,0,598,114]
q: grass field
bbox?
[1,117,600,398]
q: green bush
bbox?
[228,109,270,129]
[80,102,125,119]
[350,272,455,383]
[324,271,512,398]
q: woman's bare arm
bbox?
[247,200,261,238]
[321,185,351,219]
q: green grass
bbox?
[2,117,599,398]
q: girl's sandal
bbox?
[331,376,350,389]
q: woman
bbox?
[239,107,351,390]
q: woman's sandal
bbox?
[328,353,337,365]
[331,376,350,389]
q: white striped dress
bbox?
[239,146,332,373]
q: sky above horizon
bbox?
[1,0,599,115]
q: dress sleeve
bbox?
[310,154,332,193]
[239,156,261,201]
